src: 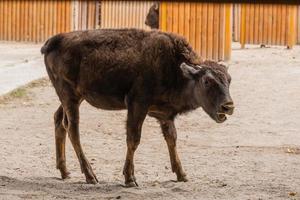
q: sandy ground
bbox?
[0,44,300,200]
[0,42,46,95]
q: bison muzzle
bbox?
[41,28,234,187]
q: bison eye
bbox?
[202,76,214,88]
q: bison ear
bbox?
[153,3,159,10]
[180,62,204,79]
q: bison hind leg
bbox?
[54,105,71,180]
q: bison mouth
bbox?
[215,112,227,123]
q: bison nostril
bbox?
[221,102,234,114]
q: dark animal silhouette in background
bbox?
[145,3,159,29]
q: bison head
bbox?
[145,3,159,29]
[180,61,234,123]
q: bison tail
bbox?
[41,34,63,54]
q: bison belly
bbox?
[78,67,136,110]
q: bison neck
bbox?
[168,80,201,115]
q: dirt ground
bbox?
[0,44,300,200]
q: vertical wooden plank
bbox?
[201,3,208,59]
[262,4,267,44]
[172,3,179,33]
[35,0,39,42]
[100,0,104,28]
[249,4,254,44]
[115,2,122,27]
[124,1,127,27]
[44,0,49,39]
[3,1,8,40]
[3,0,6,40]
[40,1,45,42]
[244,4,250,44]
[272,4,277,45]
[33,0,38,42]
[111,1,115,28]
[53,0,57,35]
[49,0,54,37]
[10,1,15,41]
[213,4,220,60]
[258,4,263,44]
[66,1,71,32]
[280,5,286,45]
[0,1,3,40]
[166,2,173,32]
[287,5,296,48]
[56,0,61,33]
[78,1,82,29]
[160,2,168,31]
[254,4,259,44]
[27,1,33,41]
[240,3,246,48]
[8,0,13,40]
[178,3,184,35]
[21,0,25,40]
[195,3,202,56]
[224,3,232,61]
[62,1,67,32]
[298,6,300,43]
[23,0,28,41]
[16,0,20,41]
[190,2,196,50]
[11,0,15,41]
[277,5,282,45]
[219,4,225,60]
[297,6,300,44]
[184,3,190,41]
[267,5,273,45]
[207,3,214,59]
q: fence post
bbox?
[160,1,167,31]
[224,3,232,61]
[287,5,296,49]
[240,3,246,48]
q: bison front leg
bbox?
[123,102,148,187]
[159,120,188,182]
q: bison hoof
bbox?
[61,171,71,180]
[125,180,139,188]
[177,175,188,182]
[86,176,99,184]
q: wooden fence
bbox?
[233,4,241,42]
[73,0,99,30]
[239,4,298,48]
[0,0,73,42]
[297,5,300,43]
[101,1,156,29]
[160,2,232,61]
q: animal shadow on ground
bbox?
[0,176,188,199]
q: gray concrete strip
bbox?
[0,42,47,96]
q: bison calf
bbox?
[41,28,234,187]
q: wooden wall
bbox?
[160,2,232,61]
[0,0,72,42]
[297,5,300,44]
[73,0,99,30]
[101,0,156,29]
[233,4,241,42]
[239,4,298,48]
